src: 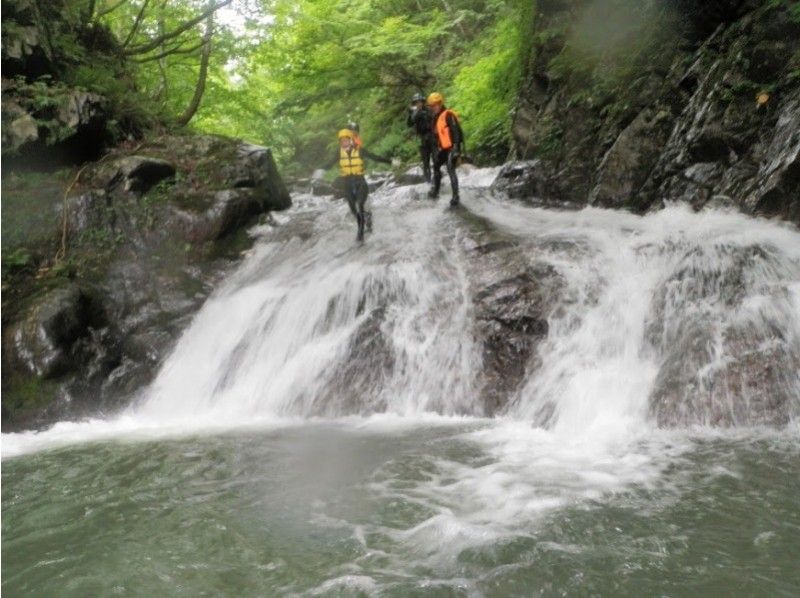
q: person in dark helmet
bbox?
[347,121,363,148]
[314,128,391,242]
[406,92,435,182]
[426,91,463,207]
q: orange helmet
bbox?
[426,92,444,106]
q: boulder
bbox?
[172,189,267,242]
[92,155,176,196]
[10,284,106,379]
[1,79,112,162]
[6,112,39,152]
[311,179,337,196]
[490,159,576,207]
[474,267,555,415]
[589,107,675,210]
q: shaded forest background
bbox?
[3,0,531,171]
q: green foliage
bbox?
[768,0,800,22]
[10,0,535,167]
[94,0,531,168]
[6,76,87,144]
[3,248,34,273]
[2,375,59,415]
[448,14,524,160]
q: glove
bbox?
[311,169,325,180]
[391,158,401,168]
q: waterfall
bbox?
[138,174,800,430]
[3,170,799,458]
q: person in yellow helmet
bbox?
[315,128,391,242]
[426,91,463,207]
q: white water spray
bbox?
[3,173,800,458]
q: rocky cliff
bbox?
[505,0,800,223]
[1,0,292,430]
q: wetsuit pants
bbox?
[419,136,435,182]
[431,149,459,200]
[342,175,370,238]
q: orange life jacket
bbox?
[434,109,458,150]
[353,134,363,148]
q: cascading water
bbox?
[131,171,800,432]
[3,168,800,596]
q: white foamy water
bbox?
[4,174,800,468]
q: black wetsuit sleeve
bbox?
[446,113,463,150]
[407,108,416,128]
[360,148,391,164]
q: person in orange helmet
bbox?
[426,91,463,207]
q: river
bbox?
[3,168,799,596]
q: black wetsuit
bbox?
[407,106,435,182]
[430,109,463,205]
[322,147,390,240]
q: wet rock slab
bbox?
[466,235,562,416]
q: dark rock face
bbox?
[92,156,176,196]
[473,266,556,415]
[2,134,291,430]
[490,160,580,208]
[1,0,130,165]
[1,79,113,165]
[458,217,563,415]
[9,284,112,380]
[511,0,800,223]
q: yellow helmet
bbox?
[427,92,444,106]
[337,128,354,139]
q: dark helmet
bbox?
[411,92,425,103]
[347,121,360,133]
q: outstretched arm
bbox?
[319,152,339,171]
[361,148,392,165]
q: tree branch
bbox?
[123,0,232,56]
[175,5,215,126]
[96,0,128,19]
[131,39,206,62]
[122,0,151,48]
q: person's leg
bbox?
[429,150,445,199]
[446,151,460,205]
[356,177,370,237]
[420,140,432,183]
[344,177,359,229]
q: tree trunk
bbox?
[175,5,214,126]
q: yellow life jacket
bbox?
[339,146,365,176]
